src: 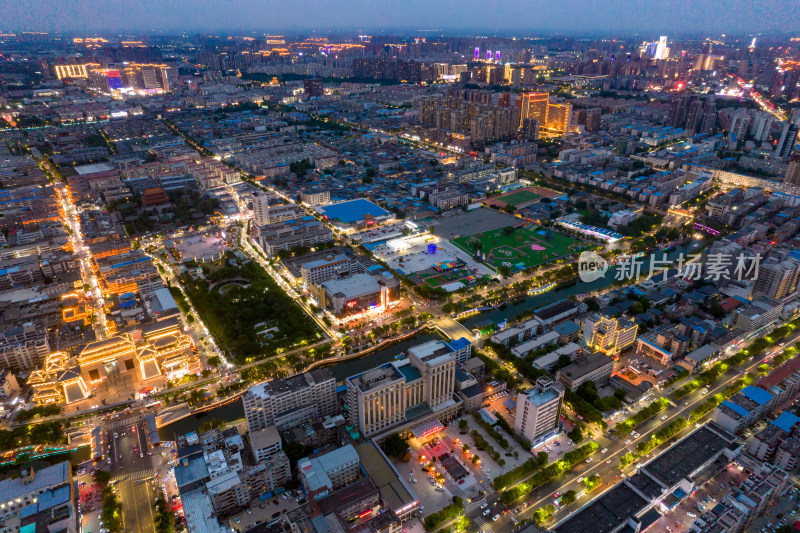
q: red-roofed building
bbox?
[719,296,744,313]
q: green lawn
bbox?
[451,225,586,271]
[498,190,542,206]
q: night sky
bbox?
[3,0,799,35]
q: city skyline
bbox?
[3,0,800,35]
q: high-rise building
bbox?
[654,36,670,59]
[242,369,337,433]
[583,314,638,356]
[514,377,564,445]
[346,341,460,437]
[776,123,799,158]
[303,78,324,97]
[545,102,573,135]
[520,91,549,127]
[752,257,800,300]
[785,152,800,185]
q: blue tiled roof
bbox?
[741,386,774,406]
[771,411,800,433]
[721,400,749,417]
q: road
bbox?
[107,417,158,533]
[511,331,800,531]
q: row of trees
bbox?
[500,442,599,505]
[493,451,549,491]
[615,398,670,435]
[470,429,503,465]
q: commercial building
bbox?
[299,188,331,205]
[299,254,354,286]
[242,368,337,433]
[635,337,674,366]
[346,342,460,438]
[315,272,399,317]
[556,352,614,391]
[254,217,333,257]
[354,441,420,522]
[734,298,783,336]
[408,338,472,365]
[514,377,564,445]
[253,200,303,227]
[583,314,638,356]
[316,199,393,230]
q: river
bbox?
[159,331,444,439]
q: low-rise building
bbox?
[556,352,614,391]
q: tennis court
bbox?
[451,224,586,271]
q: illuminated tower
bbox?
[520,91,550,127]
[495,51,501,62]
[486,50,492,61]
[474,47,480,60]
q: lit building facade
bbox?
[583,314,638,356]
[514,377,564,445]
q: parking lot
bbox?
[373,233,493,277]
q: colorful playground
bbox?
[417,261,488,289]
[451,223,586,271]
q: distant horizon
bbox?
[2,0,799,37]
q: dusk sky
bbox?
[4,0,800,36]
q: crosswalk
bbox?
[107,416,142,429]
[112,469,153,483]
[472,517,493,532]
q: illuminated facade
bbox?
[54,63,98,80]
[545,102,573,135]
[88,63,174,94]
[346,342,458,437]
[520,91,550,126]
[583,314,638,356]
[29,317,198,405]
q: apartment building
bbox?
[583,314,638,356]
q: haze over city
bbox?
[1,2,800,533]
[2,0,800,35]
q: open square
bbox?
[451,224,587,271]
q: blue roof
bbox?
[447,337,471,351]
[319,198,391,224]
[771,411,800,433]
[741,386,774,406]
[721,400,750,417]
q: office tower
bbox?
[654,36,669,59]
[520,91,549,127]
[785,153,800,185]
[474,47,480,60]
[752,258,800,299]
[495,51,501,62]
[583,314,638,356]
[776,123,799,158]
[486,50,492,60]
[303,78,324,97]
[545,102,573,135]
[242,369,336,433]
[514,377,564,445]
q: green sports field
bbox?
[451,224,586,271]
[497,190,542,206]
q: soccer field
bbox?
[451,224,586,271]
[498,190,542,206]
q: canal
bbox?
[159,331,444,439]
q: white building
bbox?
[514,377,564,445]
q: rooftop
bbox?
[318,198,391,224]
[0,461,70,501]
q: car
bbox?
[483,509,491,517]
[586,458,593,463]
[492,515,500,522]
[235,517,241,523]
[247,509,252,516]
[687,512,696,518]
[114,432,118,439]
[481,503,488,509]
[607,459,612,464]
[625,439,631,444]
[661,415,668,420]
[601,448,608,453]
